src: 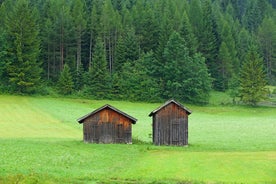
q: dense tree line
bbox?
[0,0,275,104]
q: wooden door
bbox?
[171,120,180,145]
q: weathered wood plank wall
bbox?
[152,102,189,146]
[82,108,133,144]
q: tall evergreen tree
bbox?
[237,28,252,65]
[86,36,111,99]
[258,17,276,85]
[123,27,140,62]
[221,21,238,72]
[118,52,160,102]
[58,64,74,95]
[88,3,101,68]
[132,1,159,53]
[163,31,212,103]
[71,0,87,71]
[179,10,198,55]
[0,3,7,88]
[113,26,139,71]
[189,0,203,42]
[199,0,219,86]
[217,42,233,91]
[4,0,41,93]
[242,0,265,32]
[239,47,268,106]
[100,0,121,74]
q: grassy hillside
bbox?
[0,95,275,183]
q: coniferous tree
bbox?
[199,0,219,85]
[58,64,74,95]
[189,0,203,42]
[4,0,41,93]
[217,42,233,91]
[132,1,159,53]
[72,63,84,91]
[221,21,238,72]
[88,3,101,68]
[239,47,268,106]
[154,0,174,64]
[243,0,264,32]
[118,53,160,102]
[71,0,87,71]
[100,0,121,74]
[258,17,276,85]
[163,31,211,103]
[124,27,140,62]
[0,2,7,89]
[114,35,126,73]
[237,28,252,65]
[86,36,111,99]
[180,10,198,55]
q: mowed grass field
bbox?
[0,95,275,184]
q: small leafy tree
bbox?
[239,47,268,106]
[58,64,74,95]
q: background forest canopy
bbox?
[0,0,275,104]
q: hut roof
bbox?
[149,99,192,117]
[77,104,137,124]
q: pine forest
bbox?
[0,0,275,104]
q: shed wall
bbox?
[153,103,188,146]
[83,109,132,143]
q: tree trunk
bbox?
[76,28,82,71]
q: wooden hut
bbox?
[149,100,192,146]
[77,104,137,144]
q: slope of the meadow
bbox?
[0,95,275,183]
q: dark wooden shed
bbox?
[149,100,192,146]
[77,104,137,144]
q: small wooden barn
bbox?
[149,100,192,146]
[77,104,137,144]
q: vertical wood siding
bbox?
[152,103,188,146]
[83,109,132,144]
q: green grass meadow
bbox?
[0,95,275,183]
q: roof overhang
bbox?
[149,99,192,117]
[77,104,137,124]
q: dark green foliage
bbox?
[242,0,269,33]
[71,0,87,71]
[237,28,252,65]
[228,74,240,104]
[0,0,275,103]
[4,0,41,94]
[132,1,159,53]
[123,27,140,62]
[72,63,84,91]
[0,4,7,90]
[114,35,126,73]
[198,0,219,87]
[113,51,161,102]
[117,58,160,102]
[85,37,111,99]
[179,10,198,55]
[217,42,233,91]
[239,47,268,106]
[258,17,276,85]
[58,64,74,95]
[162,31,212,104]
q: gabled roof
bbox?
[149,99,192,117]
[77,104,137,124]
